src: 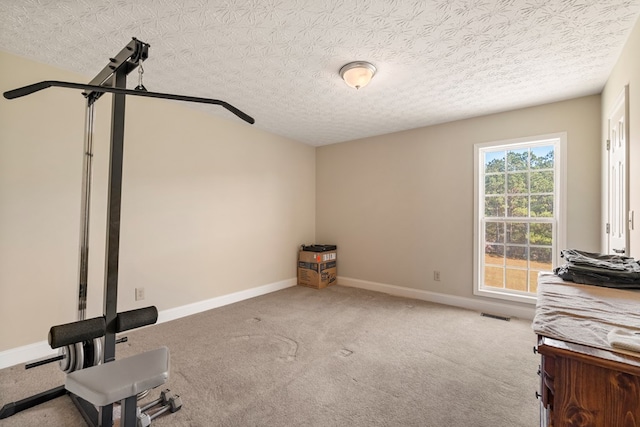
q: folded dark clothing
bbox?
[560,263,640,280]
[554,265,640,289]
[554,249,640,289]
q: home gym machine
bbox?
[1,38,254,427]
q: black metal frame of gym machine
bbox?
[0,37,254,426]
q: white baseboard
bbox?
[0,278,296,370]
[338,276,536,320]
[156,278,296,323]
[0,341,59,372]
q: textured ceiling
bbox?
[1,0,639,146]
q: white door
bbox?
[607,87,628,255]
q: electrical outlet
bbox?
[434,271,441,281]
[135,287,145,301]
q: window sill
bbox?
[474,287,537,305]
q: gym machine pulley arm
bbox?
[3,81,255,125]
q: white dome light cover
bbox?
[340,61,377,90]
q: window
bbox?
[474,134,566,303]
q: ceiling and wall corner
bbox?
[1,0,639,146]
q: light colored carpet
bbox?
[0,285,539,426]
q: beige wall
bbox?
[601,16,640,258]
[316,95,601,308]
[0,51,316,351]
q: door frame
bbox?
[606,85,630,255]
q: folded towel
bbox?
[607,328,640,353]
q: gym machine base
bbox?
[66,347,170,427]
[1,38,254,426]
[0,306,162,425]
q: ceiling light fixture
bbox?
[339,61,377,90]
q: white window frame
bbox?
[473,133,567,304]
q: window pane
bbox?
[507,172,528,193]
[530,170,553,193]
[485,222,504,244]
[505,268,527,291]
[529,270,540,293]
[484,266,504,288]
[485,151,505,173]
[506,223,527,244]
[506,245,527,267]
[530,247,552,271]
[529,223,552,245]
[485,174,505,194]
[507,195,528,217]
[485,244,504,265]
[531,146,554,169]
[507,149,528,171]
[485,196,505,217]
[530,195,553,217]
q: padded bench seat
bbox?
[65,347,169,406]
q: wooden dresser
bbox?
[536,336,640,426]
[533,273,640,427]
